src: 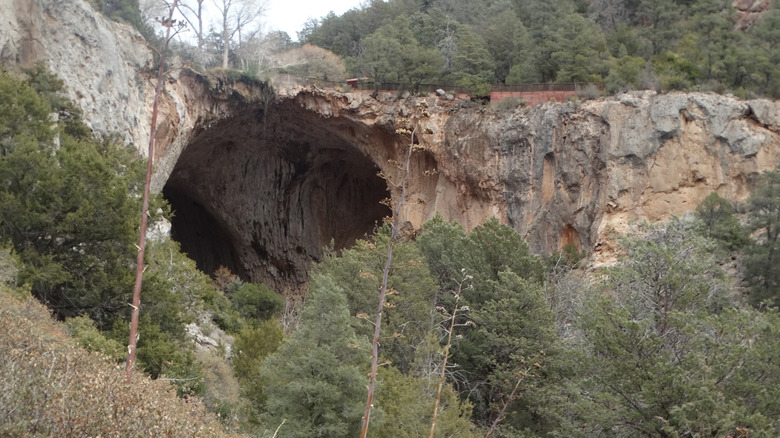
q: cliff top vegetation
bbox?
[107,0,780,99]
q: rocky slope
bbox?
[3,0,779,290]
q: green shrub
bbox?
[65,315,124,361]
[456,74,492,98]
[110,316,203,397]
[604,56,645,93]
[652,51,700,92]
[201,286,246,333]
[694,192,750,251]
[232,319,284,420]
[229,281,285,322]
[493,96,526,111]
[196,349,250,430]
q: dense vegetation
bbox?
[296,0,780,97]
[92,0,779,98]
[258,208,778,437]
[0,65,265,423]
[81,0,780,98]
[2,59,780,436]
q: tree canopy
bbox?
[3,58,780,436]
[293,0,780,96]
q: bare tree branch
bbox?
[211,0,268,68]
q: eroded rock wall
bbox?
[1,0,155,146]
[490,92,780,261]
[222,88,777,279]
[158,89,508,290]
[2,0,779,289]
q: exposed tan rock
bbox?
[496,92,779,265]
[2,0,779,291]
[155,87,778,288]
[733,0,769,31]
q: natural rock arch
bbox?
[162,96,402,291]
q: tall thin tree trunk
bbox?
[222,2,231,69]
[222,31,230,69]
[360,130,416,437]
[125,0,180,381]
[430,290,460,438]
[196,1,203,49]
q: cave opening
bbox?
[161,106,392,291]
[163,185,247,279]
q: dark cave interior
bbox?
[161,103,392,291]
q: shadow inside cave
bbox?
[161,101,392,291]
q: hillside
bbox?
[1,0,779,436]
[299,0,779,98]
[0,278,239,437]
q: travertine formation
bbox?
[493,92,779,263]
[1,0,155,146]
[3,0,779,290]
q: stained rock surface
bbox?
[2,0,779,291]
[157,87,779,288]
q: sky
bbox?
[265,0,364,40]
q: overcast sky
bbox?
[265,0,364,40]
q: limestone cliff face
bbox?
[2,0,779,290]
[140,87,780,288]
[1,0,155,146]
[490,92,779,262]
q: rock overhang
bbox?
[5,0,779,292]
[161,93,401,291]
[157,85,779,288]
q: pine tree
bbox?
[373,365,474,438]
[694,192,749,250]
[416,216,563,431]
[258,274,368,438]
[745,171,780,306]
[569,220,780,436]
[551,13,610,82]
[313,227,439,375]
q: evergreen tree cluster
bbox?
[0,64,202,388]
[247,187,780,437]
[298,0,780,97]
[0,65,279,402]
[2,64,780,436]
